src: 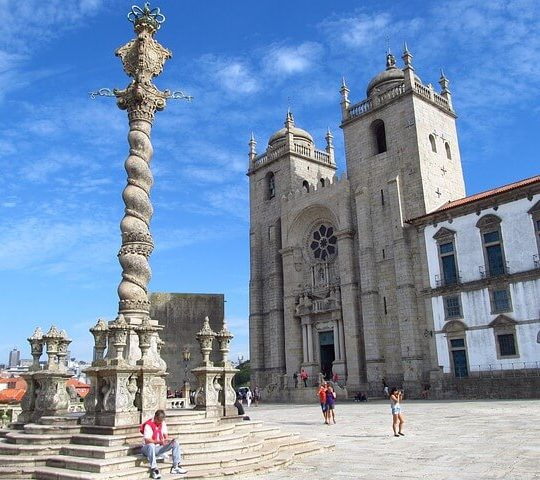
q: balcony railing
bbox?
[479,261,510,279]
[450,362,540,379]
[435,273,462,288]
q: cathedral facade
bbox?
[247,47,540,396]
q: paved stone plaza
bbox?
[244,399,539,480]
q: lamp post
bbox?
[182,347,191,406]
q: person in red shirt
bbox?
[317,383,328,424]
[141,410,187,479]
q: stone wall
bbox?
[150,293,224,391]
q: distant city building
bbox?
[8,348,20,368]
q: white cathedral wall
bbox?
[427,194,540,374]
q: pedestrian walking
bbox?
[253,385,261,406]
[140,409,187,479]
[293,371,299,388]
[245,388,253,407]
[382,377,389,398]
[325,384,336,424]
[300,368,308,387]
[389,387,405,437]
[317,382,328,424]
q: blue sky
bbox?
[1,0,538,366]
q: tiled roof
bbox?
[0,377,27,389]
[0,388,25,403]
[409,174,540,223]
[67,378,90,398]
[435,175,540,213]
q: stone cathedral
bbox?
[248,48,466,396]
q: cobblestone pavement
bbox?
[242,399,540,480]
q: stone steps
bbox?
[1,409,330,480]
[34,440,329,479]
[0,439,62,456]
[5,431,74,445]
[23,423,81,435]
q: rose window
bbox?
[310,224,337,260]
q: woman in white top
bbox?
[389,387,405,437]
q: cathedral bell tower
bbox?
[247,111,337,388]
[340,46,465,389]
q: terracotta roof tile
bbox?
[409,174,540,223]
[436,175,540,212]
[0,388,25,403]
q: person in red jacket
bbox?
[141,410,187,479]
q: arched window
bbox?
[302,180,310,192]
[266,172,275,199]
[319,178,325,188]
[429,134,437,153]
[371,120,387,154]
[445,142,452,159]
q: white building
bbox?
[411,176,540,377]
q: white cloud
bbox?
[0,216,116,274]
[262,42,323,76]
[218,62,260,94]
[199,56,260,95]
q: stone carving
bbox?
[215,321,233,367]
[113,3,172,318]
[28,327,43,371]
[90,319,108,365]
[196,316,216,366]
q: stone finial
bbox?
[325,128,335,164]
[108,314,130,364]
[248,132,257,163]
[340,77,350,121]
[90,319,109,364]
[285,108,295,129]
[28,327,44,371]
[43,325,63,371]
[402,42,413,68]
[216,320,234,366]
[439,69,450,92]
[196,316,216,366]
[135,316,157,364]
[57,330,72,371]
[386,49,396,69]
[438,69,453,110]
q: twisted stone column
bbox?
[114,5,171,318]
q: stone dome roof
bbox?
[268,111,313,146]
[366,52,420,97]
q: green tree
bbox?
[233,360,250,387]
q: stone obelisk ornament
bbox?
[114,3,170,318]
[82,4,191,427]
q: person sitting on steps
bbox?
[141,409,187,479]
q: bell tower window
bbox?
[266,172,275,199]
[445,142,452,159]
[371,119,387,154]
[429,134,437,153]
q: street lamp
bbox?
[182,347,191,407]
